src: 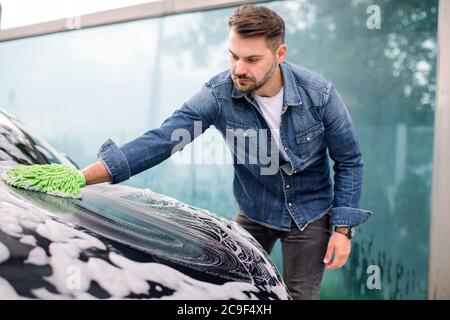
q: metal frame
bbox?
[428,0,450,300]
[0,0,269,42]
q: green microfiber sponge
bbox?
[1,163,86,199]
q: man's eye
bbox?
[248,58,258,63]
[231,55,238,60]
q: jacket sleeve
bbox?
[322,84,373,227]
[96,81,220,184]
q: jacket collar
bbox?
[231,62,303,107]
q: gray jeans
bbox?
[234,208,332,300]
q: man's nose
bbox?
[234,60,247,76]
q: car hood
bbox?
[0,160,290,299]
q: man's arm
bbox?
[320,84,372,270]
[81,160,111,185]
[93,81,220,185]
[322,84,372,227]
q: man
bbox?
[82,5,372,299]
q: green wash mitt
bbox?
[1,163,86,199]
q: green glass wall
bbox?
[0,0,438,299]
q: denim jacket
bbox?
[97,62,372,231]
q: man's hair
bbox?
[228,4,285,51]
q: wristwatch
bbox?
[333,226,356,239]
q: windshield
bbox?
[0,109,67,165]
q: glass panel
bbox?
[0,18,160,168]
[0,0,438,299]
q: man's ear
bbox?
[276,44,287,64]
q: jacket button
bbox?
[288,203,292,207]
[286,185,290,189]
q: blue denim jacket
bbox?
[97,62,372,231]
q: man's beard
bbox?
[232,60,278,94]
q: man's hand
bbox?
[323,232,351,270]
[81,160,112,185]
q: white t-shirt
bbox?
[253,86,289,161]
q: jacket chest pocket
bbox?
[225,121,266,165]
[295,123,325,159]
[226,121,257,137]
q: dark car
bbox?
[0,107,290,300]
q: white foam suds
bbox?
[0,277,22,300]
[36,220,106,251]
[25,247,49,266]
[0,242,9,264]
[108,252,258,299]
[19,235,38,246]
